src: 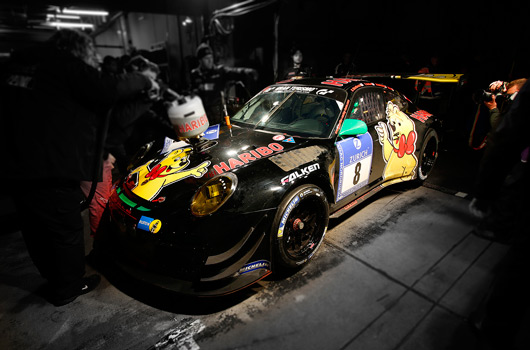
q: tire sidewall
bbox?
[418,129,439,181]
[271,184,329,270]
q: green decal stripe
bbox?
[118,193,137,207]
[136,206,150,211]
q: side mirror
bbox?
[338,119,368,137]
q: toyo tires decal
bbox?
[277,195,300,238]
[336,133,373,201]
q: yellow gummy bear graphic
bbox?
[128,147,210,201]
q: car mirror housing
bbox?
[338,119,368,137]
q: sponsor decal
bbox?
[213,142,284,174]
[316,89,334,95]
[278,195,300,237]
[353,138,362,149]
[138,216,162,234]
[203,124,220,140]
[375,83,394,91]
[350,84,364,92]
[410,110,433,123]
[161,138,189,154]
[375,101,418,181]
[336,133,373,201]
[177,114,208,134]
[237,260,271,275]
[322,78,356,87]
[283,137,295,143]
[281,163,320,185]
[126,147,211,201]
[270,86,317,93]
[273,134,285,141]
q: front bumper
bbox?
[98,186,276,296]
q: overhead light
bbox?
[44,22,95,29]
[62,8,109,16]
[46,14,81,20]
[182,16,193,26]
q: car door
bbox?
[334,87,386,204]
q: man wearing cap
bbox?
[190,42,258,125]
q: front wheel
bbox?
[417,129,439,181]
[271,184,329,271]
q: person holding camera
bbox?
[469,78,529,241]
[482,78,527,132]
[467,79,530,349]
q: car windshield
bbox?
[231,91,344,138]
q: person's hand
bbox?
[484,95,497,110]
[245,68,259,81]
[488,80,507,93]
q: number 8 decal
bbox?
[353,162,362,185]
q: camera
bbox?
[472,81,507,104]
[472,89,496,104]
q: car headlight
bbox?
[191,173,238,217]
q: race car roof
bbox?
[276,77,367,91]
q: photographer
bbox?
[467,79,530,349]
[481,78,527,132]
[469,78,527,151]
[469,79,529,240]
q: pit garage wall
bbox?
[93,12,204,91]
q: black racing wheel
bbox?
[417,129,439,181]
[271,184,329,271]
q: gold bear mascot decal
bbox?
[375,101,418,182]
[125,147,210,201]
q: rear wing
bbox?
[344,73,464,84]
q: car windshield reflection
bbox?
[231,91,343,138]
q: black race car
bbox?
[97,76,451,296]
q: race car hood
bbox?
[119,123,321,209]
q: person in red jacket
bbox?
[0,29,155,306]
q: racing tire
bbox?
[271,184,329,271]
[417,129,439,181]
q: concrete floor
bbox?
[0,132,526,350]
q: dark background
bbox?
[237,0,530,82]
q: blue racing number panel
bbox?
[336,133,373,201]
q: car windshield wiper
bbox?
[237,97,261,121]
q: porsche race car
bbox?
[96,75,460,296]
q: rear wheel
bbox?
[271,185,329,271]
[417,129,439,181]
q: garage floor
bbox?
[1,131,527,350]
